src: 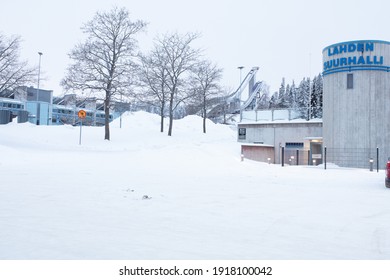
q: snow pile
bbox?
[0,111,389,260]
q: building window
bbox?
[285,142,304,149]
[238,128,246,140]
[347,73,353,89]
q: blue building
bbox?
[0,86,117,126]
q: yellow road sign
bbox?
[78,110,86,119]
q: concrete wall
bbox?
[241,145,274,163]
[323,40,390,168]
[238,121,322,164]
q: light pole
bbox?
[36,52,43,125]
[238,66,244,121]
[308,53,311,120]
[238,66,244,88]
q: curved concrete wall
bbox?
[323,40,390,168]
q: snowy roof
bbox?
[239,118,323,125]
[241,143,274,148]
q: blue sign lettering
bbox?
[348,44,356,52]
[366,42,374,52]
[324,41,385,72]
[357,56,365,64]
[348,57,357,64]
[328,42,376,56]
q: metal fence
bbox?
[281,149,318,166]
[323,147,379,170]
[278,146,381,170]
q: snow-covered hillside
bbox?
[0,112,389,259]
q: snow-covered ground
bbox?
[0,112,389,260]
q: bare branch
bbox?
[0,34,36,92]
[61,7,147,140]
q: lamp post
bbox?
[238,66,244,86]
[37,52,43,99]
[238,66,244,121]
[36,52,43,125]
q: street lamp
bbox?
[37,52,43,100]
[238,66,244,87]
[237,66,244,121]
[36,52,43,125]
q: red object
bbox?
[387,162,390,176]
[386,160,390,188]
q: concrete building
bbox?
[322,40,390,168]
[238,118,322,165]
[238,40,390,169]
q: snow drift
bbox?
[0,112,389,260]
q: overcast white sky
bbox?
[1,0,389,96]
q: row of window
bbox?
[52,109,74,114]
[52,109,112,119]
[0,102,24,109]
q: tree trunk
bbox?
[168,97,174,136]
[104,96,110,140]
[160,102,164,133]
[160,114,164,133]
[203,115,206,134]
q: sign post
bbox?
[78,110,86,145]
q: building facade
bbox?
[322,40,390,168]
[238,119,323,165]
[0,87,117,126]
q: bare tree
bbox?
[190,60,223,133]
[137,48,170,133]
[155,32,202,136]
[61,7,147,140]
[0,33,36,93]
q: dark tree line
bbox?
[266,74,323,118]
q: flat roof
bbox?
[239,119,323,125]
[241,143,274,148]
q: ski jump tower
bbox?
[227,66,262,120]
[207,66,262,121]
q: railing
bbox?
[241,107,323,122]
[323,147,380,170]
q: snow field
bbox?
[0,112,389,259]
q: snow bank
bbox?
[0,112,389,260]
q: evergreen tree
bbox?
[311,74,323,118]
[269,92,278,109]
[277,77,287,108]
[289,80,298,109]
[266,75,323,120]
[296,77,310,119]
[283,83,291,108]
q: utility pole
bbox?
[36,52,43,125]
